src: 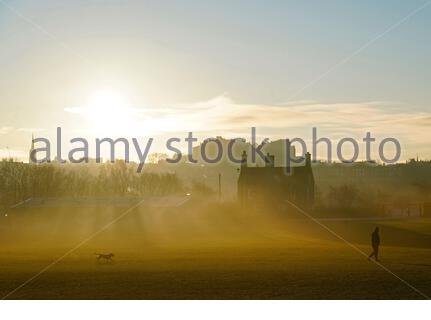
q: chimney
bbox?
[241,150,248,167]
[265,152,275,167]
[305,152,311,167]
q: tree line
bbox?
[0,159,182,208]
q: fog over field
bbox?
[1,201,430,299]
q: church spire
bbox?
[29,133,35,163]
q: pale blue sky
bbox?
[0,0,430,160]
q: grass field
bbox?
[1,203,430,299]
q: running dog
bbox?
[94,253,114,261]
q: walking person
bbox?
[368,227,381,262]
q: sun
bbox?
[84,90,134,135]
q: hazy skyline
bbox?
[1,0,430,160]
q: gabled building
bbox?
[238,152,315,211]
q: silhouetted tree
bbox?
[0,160,183,207]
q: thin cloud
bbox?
[63,95,430,147]
[18,127,46,133]
[64,106,145,117]
[165,96,426,128]
[0,126,14,134]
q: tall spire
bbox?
[29,133,35,163]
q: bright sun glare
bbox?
[81,89,185,136]
[85,90,133,135]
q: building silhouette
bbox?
[237,151,315,211]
